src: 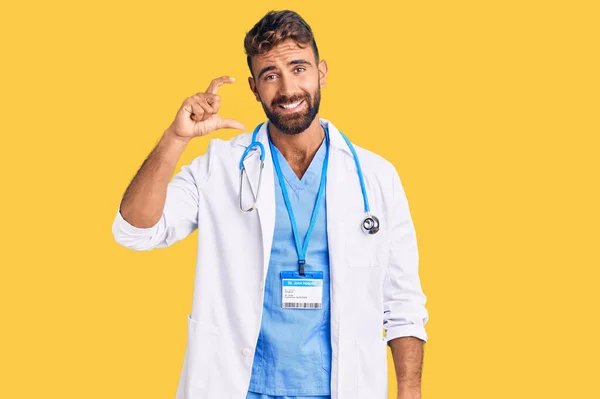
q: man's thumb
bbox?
[217,118,245,131]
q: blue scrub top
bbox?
[247,126,332,397]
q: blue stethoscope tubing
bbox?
[239,122,380,235]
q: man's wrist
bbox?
[397,386,422,399]
[163,128,192,146]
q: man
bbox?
[112,9,429,399]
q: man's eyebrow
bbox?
[289,59,312,66]
[257,65,276,80]
[257,59,313,79]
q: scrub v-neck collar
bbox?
[270,128,328,196]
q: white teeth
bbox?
[281,101,302,109]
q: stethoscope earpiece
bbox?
[362,214,380,235]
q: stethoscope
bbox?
[239,122,380,235]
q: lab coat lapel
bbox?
[326,124,351,315]
[242,122,275,277]
[324,122,353,399]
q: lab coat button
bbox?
[242,348,252,357]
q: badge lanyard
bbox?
[268,124,330,276]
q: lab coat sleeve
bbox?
[383,168,429,343]
[111,157,201,251]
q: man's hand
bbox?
[166,76,245,141]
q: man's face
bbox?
[248,38,328,135]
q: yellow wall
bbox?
[1,1,598,398]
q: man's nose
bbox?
[278,74,298,98]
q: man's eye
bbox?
[265,74,276,80]
[295,67,306,73]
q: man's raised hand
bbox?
[167,76,245,140]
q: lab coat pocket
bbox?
[356,337,388,398]
[345,234,385,268]
[184,313,220,397]
[337,339,358,398]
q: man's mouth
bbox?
[278,100,304,111]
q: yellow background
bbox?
[1,0,598,398]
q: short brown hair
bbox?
[244,10,320,76]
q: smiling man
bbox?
[112,9,429,399]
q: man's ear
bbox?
[318,59,328,88]
[248,76,260,102]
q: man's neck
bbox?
[269,117,325,179]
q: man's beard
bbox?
[260,88,321,136]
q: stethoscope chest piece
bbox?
[362,214,380,235]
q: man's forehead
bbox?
[254,39,314,65]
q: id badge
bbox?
[281,271,323,309]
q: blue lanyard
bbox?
[268,124,330,276]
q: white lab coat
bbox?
[112,118,429,399]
